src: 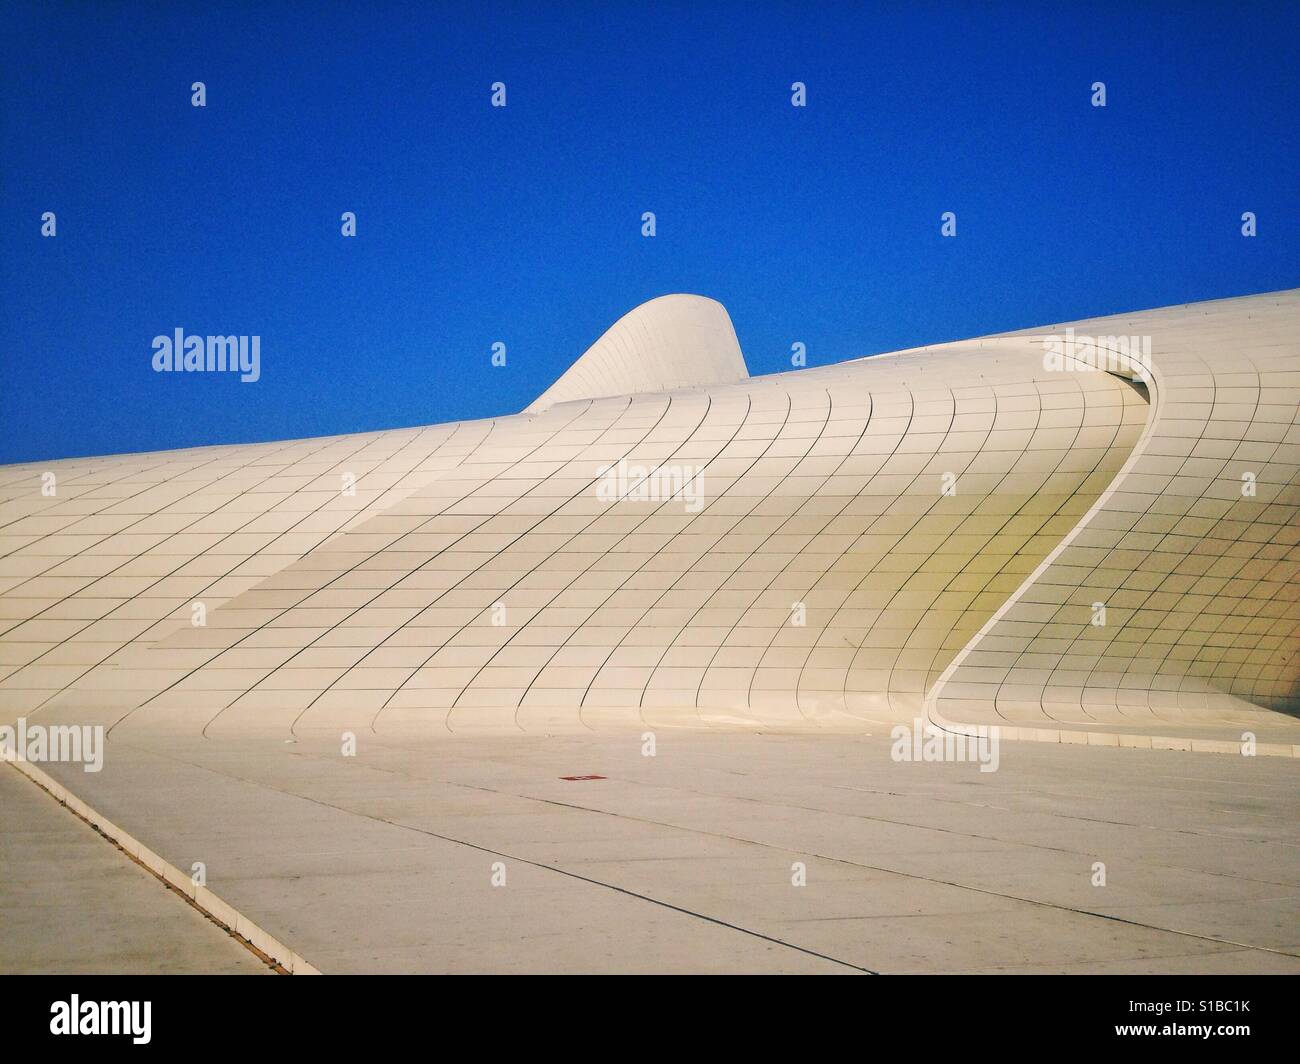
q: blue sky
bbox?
[2,1,1297,464]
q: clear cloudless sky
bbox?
[2,1,1297,464]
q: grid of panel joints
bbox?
[108,345,1149,735]
[0,422,480,716]
[936,293,1300,727]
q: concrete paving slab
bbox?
[17,729,1298,973]
[0,766,269,974]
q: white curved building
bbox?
[2,289,1298,974]
[1,290,1297,752]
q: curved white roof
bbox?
[526,293,748,411]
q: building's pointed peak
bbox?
[526,294,748,412]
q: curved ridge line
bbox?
[921,338,1198,743]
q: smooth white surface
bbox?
[526,293,748,411]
